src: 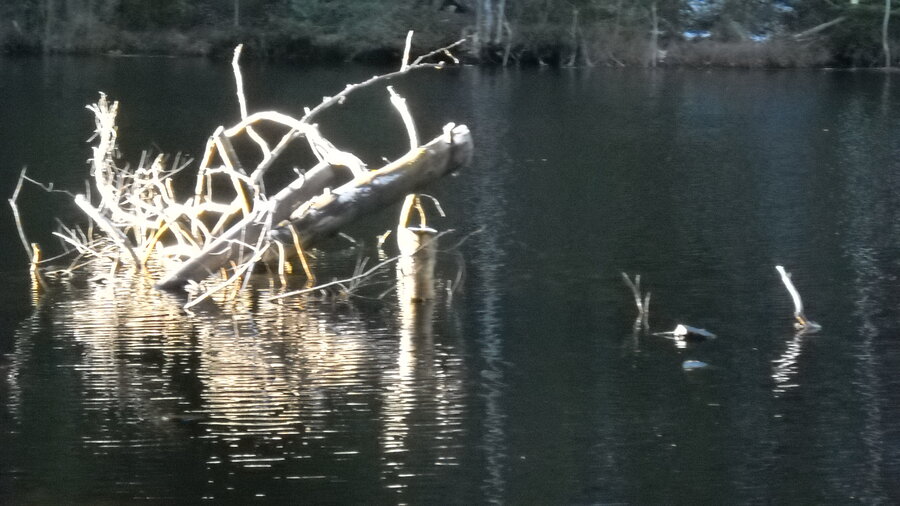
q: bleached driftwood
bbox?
[621,272,651,332]
[775,265,820,332]
[21,34,470,306]
[671,324,716,340]
[8,168,33,264]
[396,194,439,302]
[154,160,346,291]
[267,124,472,257]
[157,125,472,292]
[157,37,468,296]
[653,324,716,349]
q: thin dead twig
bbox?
[8,168,33,263]
[621,272,651,331]
[267,229,456,301]
[301,36,465,125]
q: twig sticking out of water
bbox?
[266,229,456,302]
[775,265,820,332]
[8,168,33,264]
[621,272,651,332]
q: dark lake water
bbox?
[2,56,900,504]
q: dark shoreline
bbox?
[1,4,895,70]
[6,0,900,69]
[0,34,871,70]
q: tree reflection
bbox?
[835,92,893,503]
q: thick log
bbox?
[156,123,472,292]
[268,123,473,253]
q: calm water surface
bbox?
[1,57,900,504]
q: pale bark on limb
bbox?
[32,38,470,308]
[74,194,142,269]
[397,194,438,302]
[775,265,820,332]
[155,161,348,291]
[268,124,472,259]
[621,272,651,331]
[8,168,33,263]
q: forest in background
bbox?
[2,0,900,67]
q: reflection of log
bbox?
[269,124,473,255]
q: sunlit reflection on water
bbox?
[771,331,806,395]
[7,63,900,505]
[6,256,469,500]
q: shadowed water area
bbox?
[2,57,900,504]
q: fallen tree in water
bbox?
[11,35,472,308]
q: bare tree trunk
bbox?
[493,0,506,45]
[565,7,579,67]
[234,0,240,28]
[43,0,55,53]
[884,0,892,67]
[501,20,513,66]
[612,0,623,41]
[86,0,97,32]
[649,2,659,68]
[540,0,551,25]
[475,0,495,56]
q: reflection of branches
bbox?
[8,256,469,496]
[772,331,805,396]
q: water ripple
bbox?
[6,257,469,501]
